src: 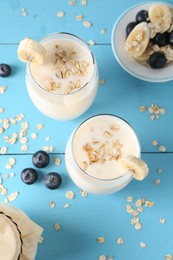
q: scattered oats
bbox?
[135,199,142,207]
[21,7,27,16]
[9,157,16,166]
[5,163,12,170]
[157,168,162,174]
[1,146,7,154]
[7,191,19,202]
[10,172,15,177]
[81,190,88,198]
[21,144,28,152]
[134,222,142,230]
[152,140,158,146]
[140,242,147,248]
[0,127,4,134]
[55,157,61,166]
[131,216,139,225]
[64,203,70,208]
[15,114,23,121]
[99,79,105,86]
[132,210,139,217]
[57,11,65,17]
[66,190,75,200]
[76,15,83,21]
[126,196,134,202]
[165,254,173,260]
[145,201,155,208]
[36,123,44,130]
[50,201,55,208]
[20,137,28,144]
[81,0,87,6]
[20,129,26,138]
[158,145,166,152]
[0,107,4,113]
[83,20,92,28]
[108,257,114,260]
[160,218,166,224]
[154,179,160,186]
[96,237,105,243]
[150,114,155,120]
[137,206,144,213]
[9,118,16,124]
[0,85,7,94]
[1,188,7,196]
[126,204,133,214]
[69,0,76,5]
[88,40,95,46]
[31,133,38,140]
[42,145,54,152]
[54,223,60,231]
[98,255,106,260]
[49,145,54,152]
[100,28,106,34]
[21,121,29,130]
[4,174,9,179]
[117,237,124,245]
[45,136,50,141]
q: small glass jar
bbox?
[26,32,99,120]
[65,114,141,195]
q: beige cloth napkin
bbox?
[0,203,43,260]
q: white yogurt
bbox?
[65,114,141,194]
[26,33,99,120]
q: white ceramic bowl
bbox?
[111,1,173,83]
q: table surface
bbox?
[1,1,173,260]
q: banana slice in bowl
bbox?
[119,155,149,181]
[125,22,150,58]
[149,3,172,33]
[17,37,46,65]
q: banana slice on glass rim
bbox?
[148,4,172,33]
[119,155,149,181]
[125,22,150,58]
[17,37,46,65]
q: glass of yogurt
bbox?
[26,32,99,120]
[65,114,141,194]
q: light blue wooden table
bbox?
[1,1,173,259]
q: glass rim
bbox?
[27,32,96,96]
[71,113,141,181]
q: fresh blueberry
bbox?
[149,52,167,69]
[0,64,12,77]
[44,172,62,190]
[126,21,138,36]
[168,30,173,45]
[32,150,50,168]
[135,10,148,23]
[152,32,169,47]
[21,168,38,185]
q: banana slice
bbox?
[119,155,149,181]
[125,22,150,58]
[148,4,172,33]
[17,37,46,65]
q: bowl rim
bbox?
[111,1,173,83]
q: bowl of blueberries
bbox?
[111,2,173,82]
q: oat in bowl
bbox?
[65,114,149,195]
[111,2,173,82]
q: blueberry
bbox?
[168,30,173,45]
[44,172,62,190]
[0,64,12,77]
[152,32,168,47]
[21,168,38,185]
[126,21,138,36]
[149,52,167,69]
[135,10,148,23]
[32,150,50,168]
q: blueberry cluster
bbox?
[21,150,62,190]
[126,9,173,69]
